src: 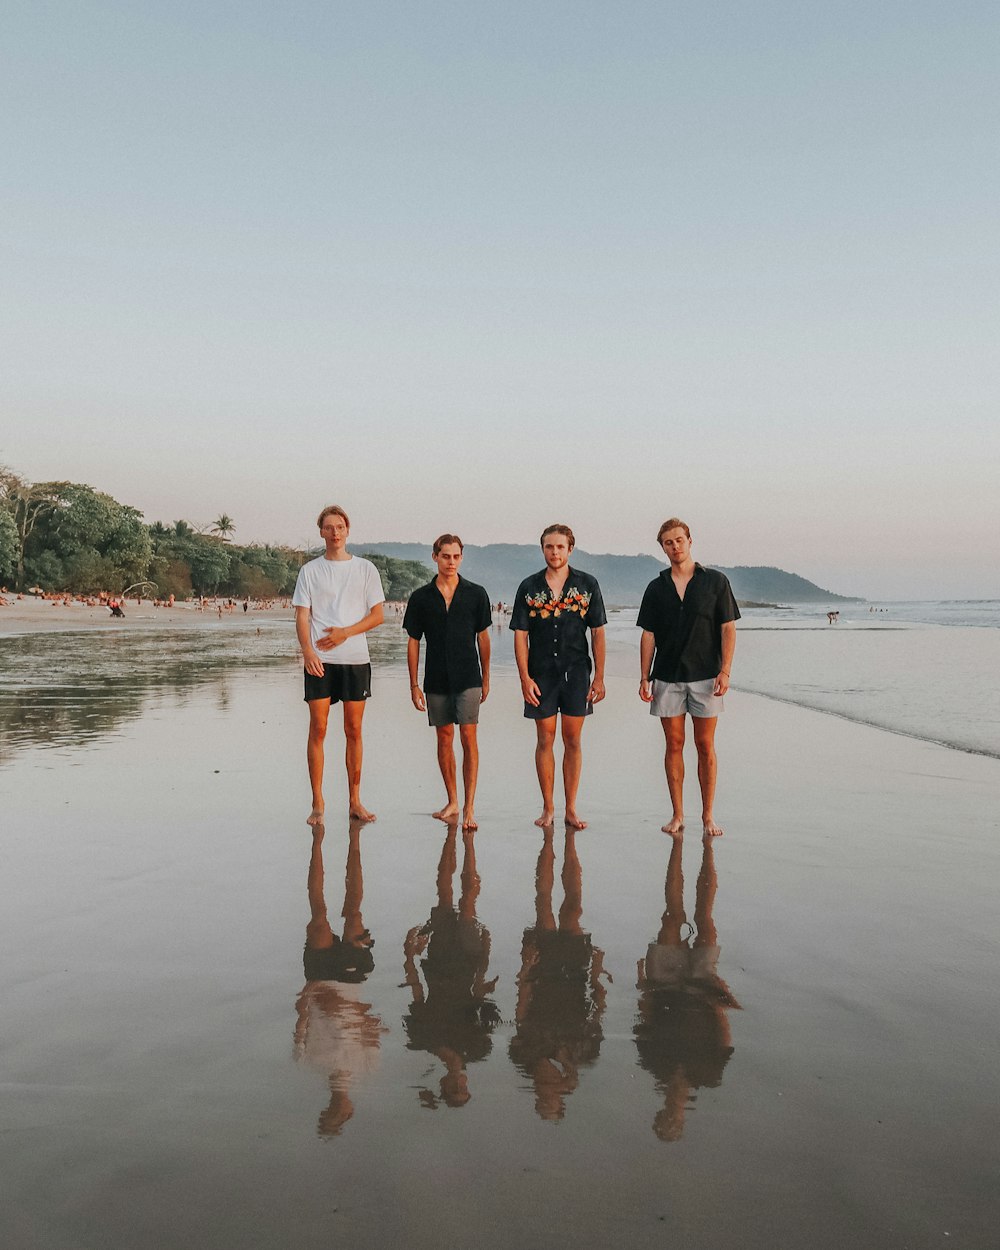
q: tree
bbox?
[0,468,68,590]
[0,509,17,584]
[211,514,236,541]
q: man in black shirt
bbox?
[637,518,739,837]
[404,534,492,830]
[510,524,607,830]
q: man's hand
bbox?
[480,673,490,702]
[638,677,653,703]
[304,649,326,677]
[521,677,542,707]
[714,670,731,696]
[411,684,426,711]
[317,626,349,651]
[587,677,606,704]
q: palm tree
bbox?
[211,514,236,541]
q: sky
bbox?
[2,1,997,599]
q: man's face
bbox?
[660,527,691,565]
[542,533,572,571]
[320,514,349,549]
[433,543,463,577]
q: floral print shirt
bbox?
[509,566,608,679]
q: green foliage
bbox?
[19,483,154,593]
[0,509,16,583]
[360,553,430,601]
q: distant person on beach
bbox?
[637,518,739,837]
[293,505,386,825]
[403,534,492,830]
[511,524,607,829]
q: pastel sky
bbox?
[3,2,997,598]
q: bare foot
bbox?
[534,808,555,828]
[433,803,460,823]
[349,802,376,823]
[307,806,325,827]
[462,809,478,831]
[661,815,685,835]
[703,817,724,837]
[565,809,588,830]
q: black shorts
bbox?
[524,668,593,720]
[303,663,372,704]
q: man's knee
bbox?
[662,716,686,752]
[437,724,456,748]
[458,724,477,749]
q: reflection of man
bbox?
[638,518,739,836]
[293,821,388,1136]
[510,524,607,829]
[634,835,741,1141]
[509,827,608,1121]
[403,535,492,830]
[402,825,500,1108]
[293,505,385,826]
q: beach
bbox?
[2,621,999,1249]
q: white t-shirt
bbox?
[292,555,386,665]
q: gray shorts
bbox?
[650,678,723,719]
[426,687,482,728]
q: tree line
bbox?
[0,469,430,601]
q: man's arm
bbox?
[316,602,385,651]
[477,628,491,702]
[587,626,606,703]
[639,630,655,702]
[407,636,426,710]
[296,606,326,677]
[513,631,540,706]
[715,620,736,695]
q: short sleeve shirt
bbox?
[402,576,492,695]
[509,567,608,680]
[636,564,740,682]
[292,555,386,665]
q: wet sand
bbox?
[2,656,998,1249]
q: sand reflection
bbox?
[294,820,388,1136]
[402,826,501,1108]
[634,835,741,1140]
[509,827,609,1121]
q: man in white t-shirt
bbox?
[293,506,386,825]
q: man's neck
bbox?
[670,557,696,580]
[436,573,459,592]
[545,564,570,588]
[323,547,351,562]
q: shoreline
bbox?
[0,596,297,636]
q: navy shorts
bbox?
[524,668,593,720]
[304,663,372,703]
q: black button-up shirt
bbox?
[403,576,492,695]
[636,563,740,682]
[509,566,608,680]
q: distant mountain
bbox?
[354,542,862,606]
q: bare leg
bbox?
[660,715,686,834]
[561,715,587,829]
[433,723,460,822]
[343,700,375,822]
[693,715,722,836]
[533,716,557,827]
[459,723,479,829]
[306,698,331,825]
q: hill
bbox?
[354,542,861,606]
